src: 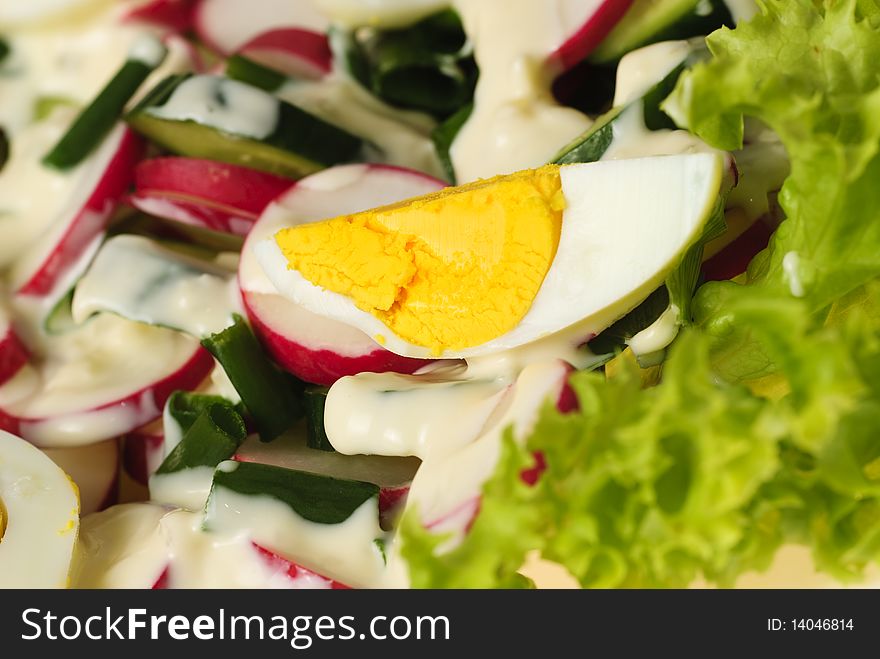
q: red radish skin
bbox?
[194,0,329,56]
[238,28,332,80]
[123,0,197,32]
[130,157,295,236]
[243,291,432,386]
[702,219,773,282]
[239,164,445,385]
[152,568,170,589]
[550,0,634,71]
[0,346,214,447]
[122,419,166,486]
[0,324,29,387]
[252,543,351,589]
[17,128,144,297]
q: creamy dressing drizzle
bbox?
[449,0,592,182]
[146,75,281,140]
[72,235,239,338]
[277,64,444,177]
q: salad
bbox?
[0,0,878,590]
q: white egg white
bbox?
[256,153,725,359]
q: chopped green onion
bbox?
[167,390,243,434]
[0,127,7,173]
[304,387,334,452]
[209,460,379,525]
[431,102,471,184]
[43,35,168,170]
[225,54,286,92]
[201,315,305,442]
[344,10,477,118]
[156,403,247,475]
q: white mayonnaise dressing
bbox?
[127,34,167,68]
[613,40,694,106]
[627,304,681,356]
[723,0,758,23]
[146,75,281,140]
[325,373,510,459]
[72,235,239,338]
[449,0,592,182]
[149,467,215,512]
[204,464,387,588]
[0,1,153,137]
[277,70,444,178]
[71,502,170,589]
[782,251,805,298]
[0,108,81,267]
[382,360,570,587]
[601,103,712,161]
[0,312,203,447]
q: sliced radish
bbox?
[129,157,295,236]
[12,125,144,297]
[44,438,120,515]
[239,163,443,385]
[123,0,198,33]
[237,28,332,80]
[194,0,330,55]
[405,360,571,541]
[0,308,29,387]
[253,543,351,589]
[549,0,634,71]
[0,314,213,448]
[122,418,165,486]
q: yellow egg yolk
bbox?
[274,165,565,355]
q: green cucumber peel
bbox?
[127,74,363,178]
[210,460,379,525]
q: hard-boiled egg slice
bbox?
[256,153,724,359]
[0,430,80,587]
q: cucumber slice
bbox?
[591,0,733,63]
[209,460,379,525]
[43,35,168,170]
[127,74,363,178]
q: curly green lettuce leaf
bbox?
[665,0,880,381]
[402,292,880,587]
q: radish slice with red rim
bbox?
[239,163,445,385]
